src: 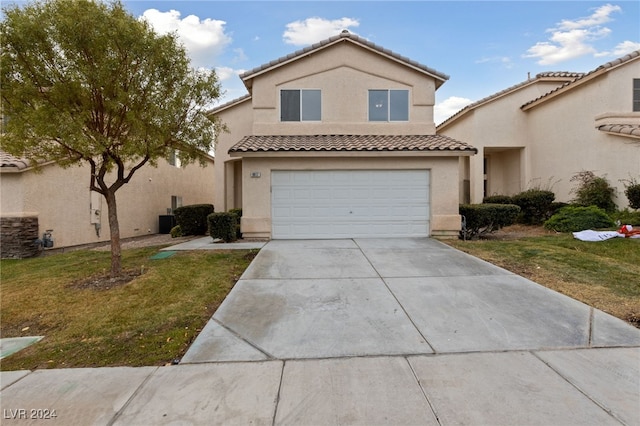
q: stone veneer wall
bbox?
[1,216,40,259]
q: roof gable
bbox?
[240,30,449,90]
[437,72,582,129]
[521,50,640,110]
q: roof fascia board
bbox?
[521,69,606,111]
[207,95,251,116]
[522,54,640,111]
[229,150,475,159]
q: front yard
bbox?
[444,226,640,328]
[0,246,257,370]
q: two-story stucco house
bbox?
[438,50,640,208]
[210,31,476,239]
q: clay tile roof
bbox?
[597,124,640,138]
[437,72,584,129]
[521,49,640,109]
[240,31,449,83]
[0,150,30,170]
[229,134,477,154]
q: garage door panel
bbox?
[272,170,430,239]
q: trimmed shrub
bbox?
[459,203,521,240]
[543,206,615,232]
[611,209,640,226]
[173,204,214,236]
[169,225,183,238]
[570,171,616,213]
[624,181,640,210]
[208,212,237,243]
[228,208,243,239]
[482,195,513,205]
[511,189,555,225]
[548,202,570,217]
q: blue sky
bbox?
[12,1,640,123]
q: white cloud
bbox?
[523,4,623,65]
[557,3,621,30]
[435,96,474,125]
[283,17,359,46]
[598,40,640,57]
[141,9,231,68]
[215,66,246,82]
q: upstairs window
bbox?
[369,89,409,121]
[634,79,640,112]
[280,89,321,121]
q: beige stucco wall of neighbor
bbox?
[249,42,437,136]
[1,158,215,248]
[524,67,640,208]
[233,154,463,238]
[442,79,572,204]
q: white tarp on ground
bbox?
[573,225,640,241]
[572,230,625,242]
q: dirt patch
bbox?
[91,234,197,251]
[68,268,143,291]
[482,224,557,240]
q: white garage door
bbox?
[272,170,430,239]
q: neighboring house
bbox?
[0,150,215,257]
[438,50,640,208]
[210,31,476,239]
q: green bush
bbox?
[228,208,243,239]
[459,203,521,240]
[611,209,640,226]
[173,204,214,236]
[511,189,555,225]
[207,212,237,243]
[549,202,570,216]
[169,225,183,238]
[544,206,615,232]
[482,195,513,204]
[623,181,640,210]
[570,171,616,213]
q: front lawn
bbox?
[444,229,640,327]
[0,247,257,370]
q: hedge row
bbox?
[208,209,242,242]
[459,203,521,240]
[173,204,214,236]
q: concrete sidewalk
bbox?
[1,238,639,425]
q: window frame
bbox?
[368,89,410,122]
[280,89,322,122]
[633,79,640,112]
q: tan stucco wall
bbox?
[249,42,437,136]
[234,154,462,238]
[1,159,215,248]
[525,67,640,208]
[440,69,640,207]
[214,99,253,211]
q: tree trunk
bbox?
[104,190,122,278]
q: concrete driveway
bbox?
[2,238,639,425]
[183,238,640,361]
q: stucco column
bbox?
[469,147,485,204]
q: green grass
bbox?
[1,247,257,370]
[444,233,640,326]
